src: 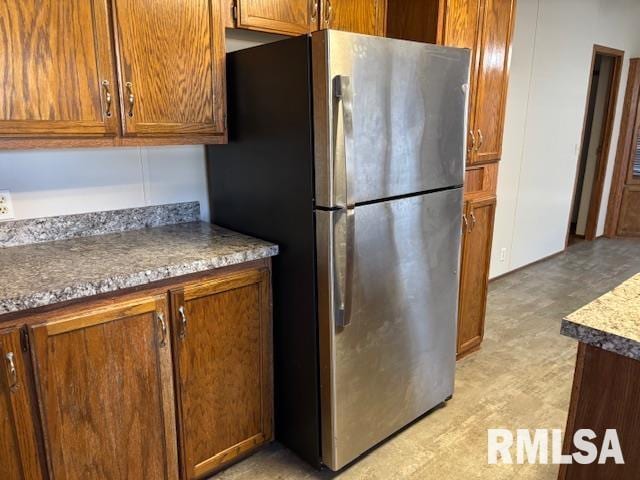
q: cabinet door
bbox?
[238,0,319,35]
[0,0,118,137]
[0,328,44,480]
[112,0,226,138]
[470,0,515,164]
[322,0,387,36]
[30,295,179,480]
[441,0,483,157]
[170,269,273,479]
[457,195,496,357]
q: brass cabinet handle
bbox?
[462,213,469,232]
[324,0,333,27]
[157,312,167,347]
[178,306,187,340]
[101,80,112,118]
[125,82,135,118]
[310,0,319,24]
[476,129,484,150]
[468,130,476,152]
[5,352,18,392]
[470,210,477,231]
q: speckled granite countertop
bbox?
[0,222,278,316]
[561,273,640,361]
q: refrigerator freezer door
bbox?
[316,188,463,470]
[313,30,470,209]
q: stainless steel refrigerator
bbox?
[208,30,470,471]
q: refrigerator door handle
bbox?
[333,75,354,210]
[334,207,355,328]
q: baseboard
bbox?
[489,248,565,283]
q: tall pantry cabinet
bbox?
[387,0,516,357]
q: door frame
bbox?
[604,58,640,237]
[566,45,624,245]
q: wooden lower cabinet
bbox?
[0,262,273,479]
[170,268,273,479]
[457,194,496,358]
[559,343,640,479]
[29,294,180,480]
[0,328,45,480]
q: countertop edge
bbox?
[0,244,278,317]
[561,318,640,361]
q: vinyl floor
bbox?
[211,237,640,480]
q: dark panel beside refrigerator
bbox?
[206,35,322,467]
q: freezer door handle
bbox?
[333,75,354,210]
[335,207,355,328]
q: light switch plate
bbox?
[0,190,15,220]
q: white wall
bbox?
[0,146,211,222]
[490,0,640,277]
[0,30,282,224]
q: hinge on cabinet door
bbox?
[231,1,238,20]
[20,328,30,353]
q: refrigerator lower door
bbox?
[316,188,463,470]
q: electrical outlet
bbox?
[500,247,507,262]
[0,190,15,220]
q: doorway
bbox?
[568,45,623,245]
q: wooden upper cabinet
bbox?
[471,0,515,163]
[112,0,226,138]
[457,194,496,358]
[441,0,483,149]
[322,0,387,36]
[0,328,44,480]
[0,0,118,138]
[170,268,273,479]
[236,0,319,35]
[29,294,179,480]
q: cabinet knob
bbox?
[470,210,477,232]
[311,0,319,23]
[101,80,112,118]
[125,82,135,118]
[178,306,188,340]
[324,0,333,27]
[468,130,476,152]
[462,213,469,232]
[476,129,484,150]
[157,312,168,347]
[5,352,18,392]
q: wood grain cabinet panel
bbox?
[170,269,273,479]
[322,0,387,36]
[112,0,226,138]
[0,328,45,480]
[0,0,118,137]
[617,187,640,236]
[441,0,483,137]
[471,0,515,163]
[457,195,496,358]
[237,0,318,35]
[29,295,179,480]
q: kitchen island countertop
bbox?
[561,273,640,361]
